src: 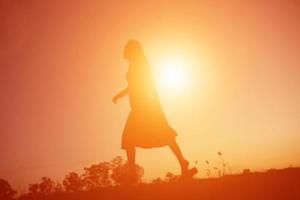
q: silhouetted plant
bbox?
[28,183,39,196]
[0,178,16,200]
[110,156,144,185]
[63,172,85,192]
[164,172,179,182]
[152,177,163,184]
[54,182,63,193]
[28,177,56,197]
[217,151,231,176]
[213,167,220,177]
[24,156,145,196]
[110,156,124,169]
[217,151,226,176]
[39,177,55,195]
[205,160,212,178]
[204,152,232,178]
[83,162,112,190]
[243,169,251,174]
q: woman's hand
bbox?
[112,95,120,104]
[112,87,128,104]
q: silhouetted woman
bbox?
[113,40,197,181]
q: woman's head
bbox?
[123,40,145,63]
[124,40,156,89]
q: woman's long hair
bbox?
[124,40,149,69]
[124,40,159,100]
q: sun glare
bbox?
[156,57,188,91]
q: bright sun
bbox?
[156,57,188,91]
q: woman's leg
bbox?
[125,147,137,182]
[126,147,136,170]
[168,139,189,173]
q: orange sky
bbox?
[1,0,300,189]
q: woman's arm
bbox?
[112,87,128,104]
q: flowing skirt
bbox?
[121,105,177,149]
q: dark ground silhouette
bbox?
[16,167,300,200]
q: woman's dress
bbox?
[121,65,177,149]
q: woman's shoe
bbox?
[123,167,138,185]
[181,167,198,178]
[180,160,198,179]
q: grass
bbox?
[18,167,300,200]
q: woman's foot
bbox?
[124,167,138,185]
[181,167,198,178]
[180,159,198,178]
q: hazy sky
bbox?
[1,0,300,190]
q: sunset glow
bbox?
[156,57,189,91]
[1,1,300,192]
